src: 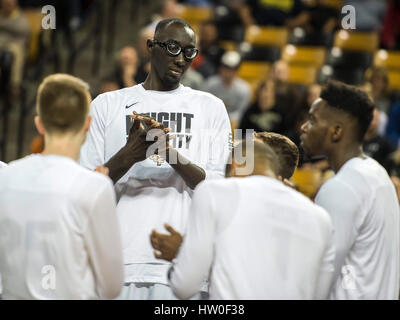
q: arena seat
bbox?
[318,66,365,86]
[282,45,327,67]
[374,50,400,70]
[326,47,373,69]
[240,45,281,62]
[244,26,288,47]
[179,6,213,25]
[23,9,44,63]
[287,65,318,85]
[291,168,322,199]
[388,71,400,91]
[323,0,344,9]
[238,61,270,83]
[333,30,379,52]
[219,40,237,52]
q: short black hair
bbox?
[154,18,194,40]
[321,80,374,141]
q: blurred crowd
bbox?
[1,0,400,199]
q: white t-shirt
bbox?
[79,84,232,285]
[0,154,124,299]
[169,175,335,299]
[315,157,400,300]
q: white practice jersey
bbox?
[0,154,124,299]
[169,176,335,299]
[315,157,400,300]
[79,84,232,284]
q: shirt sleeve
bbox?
[314,213,336,299]
[79,96,107,170]
[315,179,362,283]
[168,183,216,299]
[84,178,124,299]
[203,99,232,180]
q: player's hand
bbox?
[150,223,183,262]
[95,165,109,176]
[130,112,173,159]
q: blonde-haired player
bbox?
[0,74,124,299]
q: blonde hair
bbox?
[36,74,90,133]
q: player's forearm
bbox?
[104,146,143,184]
[168,149,205,189]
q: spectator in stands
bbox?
[136,27,154,83]
[0,0,30,96]
[292,0,339,45]
[111,46,139,89]
[363,108,395,172]
[387,144,400,180]
[239,78,285,135]
[203,50,250,127]
[180,67,204,90]
[381,0,400,50]
[213,0,245,42]
[270,59,289,97]
[365,67,391,114]
[344,0,386,32]
[269,59,306,135]
[191,20,225,79]
[237,0,306,29]
[386,99,400,149]
[286,84,321,147]
[146,0,182,33]
[99,78,120,94]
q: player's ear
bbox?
[147,39,154,53]
[83,115,92,133]
[34,116,45,135]
[331,124,343,142]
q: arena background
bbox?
[1,0,400,199]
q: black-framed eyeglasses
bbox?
[153,40,198,60]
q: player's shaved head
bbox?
[254,132,299,179]
[227,140,279,177]
[154,17,195,40]
[36,74,91,134]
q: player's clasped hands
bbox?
[127,111,173,163]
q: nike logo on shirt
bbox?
[126,102,139,109]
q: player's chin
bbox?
[300,140,312,157]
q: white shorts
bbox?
[116,282,208,300]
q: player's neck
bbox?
[41,134,84,162]
[329,143,364,173]
[143,72,179,91]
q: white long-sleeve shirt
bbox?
[79,83,232,285]
[0,154,124,299]
[169,175,335,300]
[315,157,400,300]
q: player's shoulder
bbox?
[194,176,238,197]
[91,85,142,108]
[71,162,113,189]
